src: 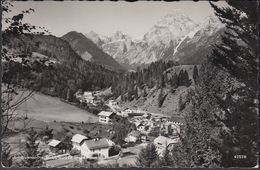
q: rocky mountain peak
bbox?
[202,15,223,28]
[79,13,225,70]
[143,13,199,45]
[110,31,132,42]
[157,12,194,27]
[86,31,100,39]
[112,31,125,41]
[196,15,225,37]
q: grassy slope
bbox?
[5,91,114,157]
[14,92,98,123]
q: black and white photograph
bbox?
[0,0,259,168]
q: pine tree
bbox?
[178,70,184,86]
[193,65,199,84]
[172,93,221,168]
[136,143,159,167]
[158,89,165,108]
[171,72,179,89]
[65,136,73,152]
[112,115,132,145]
[172,69,222,168]
[210,1,258,167]
[21,128,43,167]
[142,87,147,98]
[210,1,257,88]
[134,86,138,99]
[183,70,191,87]
[160,74,165,88]
[39,126,53,142]
[178,94,185,112]
[1,142,13,167]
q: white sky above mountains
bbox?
[5,1,227,39]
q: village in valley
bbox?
[2,0,256,168]
[19,90,185,167]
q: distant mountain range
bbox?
[2,11,226,118]
[84,12,225,69]
[7,12,225,72]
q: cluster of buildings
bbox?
[75,91,103,106]
[125,113,184,156]
[48,134,116,159]
[129,113,184,137]
[47,98,186,162]
[96,101,185,156]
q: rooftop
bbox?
[71,134,88,144]
[48,139,61,147]
[98,111,115,117]
[85,138,112,150]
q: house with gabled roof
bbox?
[98,111,116,124]
[71,134,88,151]
[48,139,66,153]
[80,138,115,158]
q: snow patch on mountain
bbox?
[173,36,187,56]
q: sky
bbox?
[4,1,227,39]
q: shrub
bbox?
[70,148,81,156]
[109,145,121,157]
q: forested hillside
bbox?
[110,60,200,115]
[2,33,119,101]
[111,61,197,99]
[61,31,125,71]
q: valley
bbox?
[2,1,256,168]
[2,19,204,166]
